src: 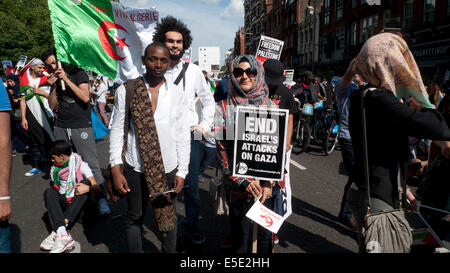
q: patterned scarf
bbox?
[227,55,272,108]
[130,77,176,233]
[225,55,275,128]
[50,153,83,203]
[349,32,434,109]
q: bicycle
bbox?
[310,101,328,147]
[323,108,339,155]
[292,97,312,154]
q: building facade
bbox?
[317,0,450,81]
[198,47,221,73]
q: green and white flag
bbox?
[48,0,159,82]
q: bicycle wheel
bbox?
[293,120,311,154]
[312,118,326,146]
[323,128,338,155]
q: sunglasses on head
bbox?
[233,67,257,78]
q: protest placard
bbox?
[232,106,288,181]
[255,35,284,64]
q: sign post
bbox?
[255,35,284,64]
[233,106,288,253]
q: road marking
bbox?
[290,159,307,170]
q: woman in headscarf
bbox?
[344,32,450,252]
[214,55,276,253]
[6,74,31,154]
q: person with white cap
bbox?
[19,58,54,177]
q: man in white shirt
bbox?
[109,42,190,253]
[153,16,215,245]
[95,75,109,127]
[19,59,55,177]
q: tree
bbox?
[0,0,54,75]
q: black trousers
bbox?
[124,164,178,253]
[43,180,90,232]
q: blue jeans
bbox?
[272,184,283,216]
[183,133,201,226]
[0,222,11,253]
[338,138,355,220]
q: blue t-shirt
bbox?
[0,83,12,111]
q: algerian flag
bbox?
[48,0,158,82]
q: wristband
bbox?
[0,196,10,201]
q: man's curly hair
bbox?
[152,16,193,50]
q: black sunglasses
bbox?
[233,67,257,78]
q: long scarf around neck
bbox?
[50,153,83,203]
[130,77,176,233]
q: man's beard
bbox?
[169,49,185,61]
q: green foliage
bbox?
[0,0,54,76]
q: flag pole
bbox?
[58,61,66,90]
[252,196,258,253]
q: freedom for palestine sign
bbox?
[233,106,288,181]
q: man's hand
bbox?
[191,125,205,135]
[173,176,185,194]
[54,67,68,82]
[111,166,130,195]
[0,199,11,222]
[21,118,28,130]
[75,183,90,196]
[47,73,59,86]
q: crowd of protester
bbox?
[0,17,449,254]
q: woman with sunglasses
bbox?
[214,55,276,253]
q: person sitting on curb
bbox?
[40,140,102,253]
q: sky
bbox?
[120,0,245,66]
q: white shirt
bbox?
[165,61,215,131]
[27,69,53,118]
[96,82,107,103]
[109,76,191,179]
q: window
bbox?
[403,0,413,27]
[335,28,345,50]
[352,0,357,8]
[323,0,330,25]
[360,18,367,43]
[351,23,357,46]
[336,0,344,22]
[367,15,378,37]
[424,0,435,24]
[360,15,378,43]
[448,0,450,16]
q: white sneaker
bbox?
[50,233,75,253]
[25,168,41,177]
[40,231,56,251]
[98,198,110,215]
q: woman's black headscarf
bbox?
[6,74,20,99]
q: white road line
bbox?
[290,159,307,170]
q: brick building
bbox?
[317,0,450,82]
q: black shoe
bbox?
[185,225,206,245]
